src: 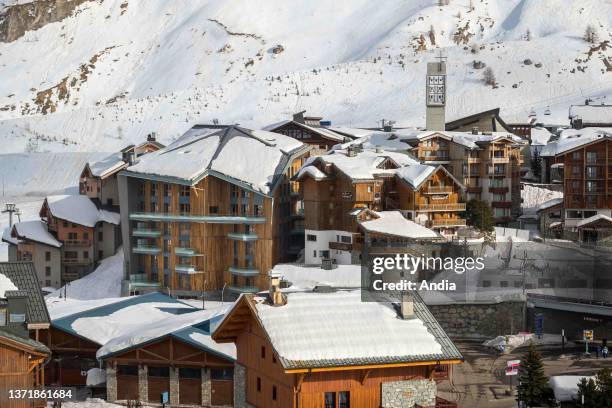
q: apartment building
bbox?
[341,130,525,223]
[79,134,164,207]
[264,111,351,155]
[296,147,465,265]
[118,125,310,296]
[2,221,62,288]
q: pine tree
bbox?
[465,199,495,232]
[595,368,612,407]
[531,148,542,180]
[517,344,554,407]
[483,67,496,87]
[584,24,599,44]
[576,377,598,407]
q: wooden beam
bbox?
[360,369,371,385]
[284,359,463,374]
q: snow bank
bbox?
[46,249,123,301]
[272,263,361,291]
[86,368,106,386]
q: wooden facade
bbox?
[0,334,49,408]
[214,295,459,408]
[104,336,234,406]
[128,155,308,295]
[267,120,343,156]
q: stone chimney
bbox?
[269,271,285,306]
[400,292,415,319]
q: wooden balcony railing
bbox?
[424,186,454,194]
[417,203,466,211]
[329,242,353,251]
[63,239,92,246]
[429,218,467,227]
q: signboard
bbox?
[535,314,544,338]
[341,192,353,199]
[583,330,594,341]
[507,360,521,368]
[426,74,446,106]
[505,367,518,376]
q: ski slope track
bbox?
[0,0,610,152]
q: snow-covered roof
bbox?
[550,375,594,402]
[248,290,461,369]
[540,128,612,157]
[263,120,345,142]
[569,104,612,125]
[44,195,120,227]
[358,211,439,239]
[126,126,307,195]
[576,214,612,228]
[271,263,361,292]
[340,129,524,152]
[326,126,375,139]
[97,307,235,360]
[10,220,62,248]
[89,153,127,178]
[0,273,18,298]
[395,164,436,189]
[1,227,18,245]
[536,197,564,212]
[530,127,552,146]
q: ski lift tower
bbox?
[2,203,21,228]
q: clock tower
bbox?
[425,59,446,131]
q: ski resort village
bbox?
[1,1,612,408]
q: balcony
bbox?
[488,186,509,194]
[329,241,353,251]
[489,157,509,163]
[129,274,160,288]
[227,285,260,293]
[132,245,161,255]
[129,212,266,224]
[132,228,161,238]
[466,186,482,193]
[62,258,93,265]
[229,266,260,277]
[416,203,466,212]
[175,264,200,274]
[227,232,258,241]
[175,247,203,257]
[492,201,513,208]
[424,186,454,194]
[63,239,92,247]
[429,219,467,227]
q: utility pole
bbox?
[2,203,21,228]
[515,249,537,331]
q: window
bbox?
[307,234,317,242]
[83,251,89,259]
[98,231,103,241]
[211,368,233,380]
[45,280,51,287]
[45,251,51,261]
[341,236,351,243]
[83,232,89,240]
[572,151,581,160]
[339,391,350,408]
[272,385,277,401]
[98,250,103,259]
[319,250,330,258]
[500,281,508,288]
[209,206,219,214]
[367,185,372,193]
[325,392,336,408]
[313,250,317,258]
[482,280,491,288]
[148,366,170,377]
[257,377,261,392]
[64,251,77,259]
[45,267,51,276]
[179,368,201,379]
[63,221,68,227]
[117,365,138,376]
[261,346,266,359]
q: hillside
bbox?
[0,0,611,152]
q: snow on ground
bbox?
[0,1,611,152]
[47,399,151,408]
[483,333,573,352]
[46,249,124,301]
[521,184,563,216]
[46,296,126,320]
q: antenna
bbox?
[435,49,447,70]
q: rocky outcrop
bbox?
[0,0,92,43]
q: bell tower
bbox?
[425,53,447,131]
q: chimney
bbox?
[147,132,157,142]
[472,127,479,135]
[5,291,28,336]
[269,271,285,306]
[347,146,357,157]
[292,110,306,124]
[400,292,415,319]
[574,118,583,130]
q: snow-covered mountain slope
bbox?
[0,0,611,152]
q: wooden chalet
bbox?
[0,262,52,408]
[295,147,465,265]
[264,111,348,155]
[80,134,164,207]
[213,282,462,408]
[118,126,310,296]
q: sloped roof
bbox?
[263,120,346,142]
[43,195,120,227]
[10,220,62,248]
[358,211,439,239]
[0,328,50,355]
[537,197,564,212]
[51,292,196,346]
[0,263,50,325]
[577,214,612,228]
[540,128,612,157]
[569,104,612,125]
[214,290,462,370]
[88,153,128,178]
[125,126,308,195]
